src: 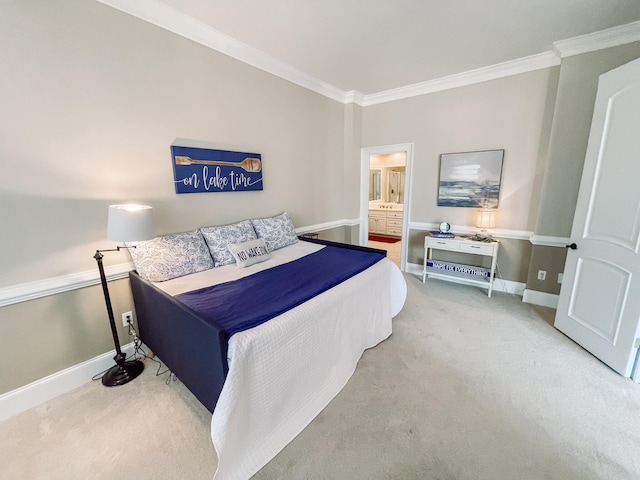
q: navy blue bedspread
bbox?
[175,245,385,338]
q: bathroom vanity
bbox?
[368,206,403,236]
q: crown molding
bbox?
[97,0,348,103]
[344,90,365,106]
[362,51,561,106]
[97,2,640,106]
[553,21,640,58]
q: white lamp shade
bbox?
[476,209,496,229]
[107,204,154,242]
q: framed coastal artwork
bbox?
[171,145,263,194]
[437,149,504,207]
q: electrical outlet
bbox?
[558,273,564,284]
[122,311,133,327]
[537,270,546,281]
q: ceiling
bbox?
[101,0,640,101]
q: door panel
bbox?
[555,57,640,378]
[585,83,640,250]
[569,258,629,343]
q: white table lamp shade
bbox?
[476,209,496,230]
[107,204,154,242]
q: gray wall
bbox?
[362,68,559,282]
[0,0,347,393]
[0,0,347,288]
[536,42,640,237]
[362,69,558,232]
[525,41,640,293]
[2,0,640,395]
[362,42,640,295]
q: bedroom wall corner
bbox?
[533,42,640,238]
[524,42,640,302]
[342,102,364,222]
[361,68,556,284]
[0,0,347,400]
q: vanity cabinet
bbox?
[368,209,403,237]
[386,211,403,236]
[368,209,387,234]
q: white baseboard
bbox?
[0,342,136,422]
[522,289,559,308]
[404,262,423,277]
[405,262,525,296]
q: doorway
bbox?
[360,144,413,271]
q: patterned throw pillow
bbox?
[227,238,271,268]
[200,220,258,266]
[127,230,214,282]
[251,212,298,252]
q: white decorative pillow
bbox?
[127,230,214,282]
[200,220,257,266]
[228,238,271,268]
[251,212,298,252]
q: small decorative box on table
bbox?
[422,235,499,297]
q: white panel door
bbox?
[555,57,640,377]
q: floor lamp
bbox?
[94,204,154,386]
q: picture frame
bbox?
[437,149,504,207]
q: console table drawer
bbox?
[459,242,495,256]
[425,238,459,251]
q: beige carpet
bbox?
[2,274,640,479]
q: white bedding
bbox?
[155,241,407,480]
[154,241,325,296]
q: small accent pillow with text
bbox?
[228,238,271,268]
[251,212,298,252]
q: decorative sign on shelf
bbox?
[426,260,493,278]
[171,145,263,194]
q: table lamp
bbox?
[476,208,496,237]
[94,204,154,386]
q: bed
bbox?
[127,213,407,480]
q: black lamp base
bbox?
[101,359,144,387]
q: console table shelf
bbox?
[422,236,499,297]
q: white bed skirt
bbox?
[211,257,406,480]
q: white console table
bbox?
[422,236,499,297]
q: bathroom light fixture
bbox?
[94,204,154,386]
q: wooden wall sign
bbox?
[171,145,263,194]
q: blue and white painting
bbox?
[171,145,263,194]
[437,149,504,207]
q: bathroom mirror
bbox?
[369,169,382,201]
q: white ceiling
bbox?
[101,0,640,101]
